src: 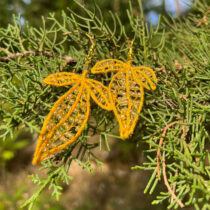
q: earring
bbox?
[32,40,112,164]
[91,40,157,139]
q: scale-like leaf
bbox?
[91,59,126,73]
[109,70,144,139]
[87,79,112,110]
[32,82,90,164]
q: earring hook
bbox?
[128,39,134,61]
[84,35,95,71]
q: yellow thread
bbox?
[87,79,112,111]
[91,59,125,73]
[91,59,157,139]
[32,70,111,165]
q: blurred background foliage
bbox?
[0,0,197,27]
[0,0,209,210]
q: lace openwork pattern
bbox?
[92,59,157,139]
[32,70,111,164]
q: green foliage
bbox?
[0,182,66,210]
[0,0,170,28]
[0,130,30,168]
[0,0,210,209]
[0,184,25,210]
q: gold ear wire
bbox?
[128,39,134,61]
[84,35,95,71]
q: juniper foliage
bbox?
[0,0,209,209]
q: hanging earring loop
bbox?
[84,39,95,70]
[128,39,134,61]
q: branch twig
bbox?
[171,169,178,204]
[0,50,76,71]
[156,120,185,208]
[196,7,210,27]
[162,150,184,208]
[157,121,183,180]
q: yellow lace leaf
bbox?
[132,66,157,90]
[32,82,90,164]
[91,59,157,139]
[43,72,79,86]
[109,70,144,139]
[32,70,111,164]
[87,79,112,111]
[91,59,125,73]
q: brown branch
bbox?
[162,92,177,109]
[179,94,188,101]
[198,115,202,123]
[59,55,76,71]
[149,136,153,150]
[149,129,163,150]
[157,120,184,180]
[0,50,76,71]
[162,150,184,208]
[182,123,187,139]
[156,120,186,208]
[171,169,178,204]
[196,7,210,27]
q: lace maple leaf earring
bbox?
[91,40,157,139]
[32,39,112,165]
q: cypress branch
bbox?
[0,0,209,209]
